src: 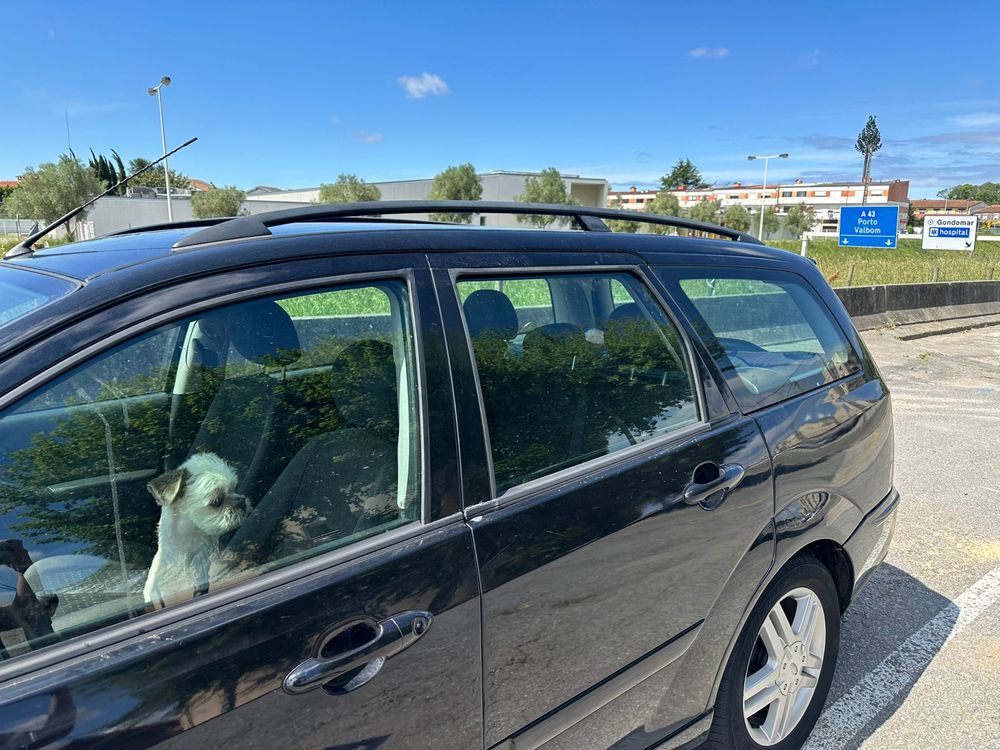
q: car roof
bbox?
[4,219,793,282]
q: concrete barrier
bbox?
[835,280,1000,332]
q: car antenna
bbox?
[3,136,198,259]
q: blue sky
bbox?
[2,1,998,198]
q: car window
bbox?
[458,272,699,494]
[0,280,420,659]
[459,278,555,328]
[657,268,860,410]
[0,266,76,329]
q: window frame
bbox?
[450,264,708,507]
[0,267,442,680]
[655,265,864,413]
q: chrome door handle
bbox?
[283,610,433,695]
[683,463,745,510]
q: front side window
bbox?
[657,268,860,410]
[458,272,699,494]
[0,280,419,659]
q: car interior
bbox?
[0,283,419,657]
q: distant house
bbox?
[973,204,1000,225]
[910,199,986,220]
[188,179,215,192]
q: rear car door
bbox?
[655,264,894,554]
[0,253,481,749]
[430,251,775,749]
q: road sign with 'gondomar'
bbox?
[922,214,978,251]
[838,206,899,248]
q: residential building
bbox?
[607,186,659,209]
[245,171,608,228]
[973,204,1000,227]
[911,199,986,220]
[607,179,910,234]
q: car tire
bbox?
[707,554,841,749]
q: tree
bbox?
[939,182,1000,205]
[758,207,780,237]
[784,202,815,238]
[606,198,640,233]
[0,184,16,211]
[191,186,247,218]
[127,157,191,190]
[661,159,706,190]
[87,149,127,195]
[515,168,580,228]
[317,174,382,203]
[428,163,482,223]
[689,198,720,225]
[3,154,104,239]
[644,191,682,235]
[855,115,882,205]
[720,204,752,232]
[905,204,920,233]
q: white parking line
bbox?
[803,564,1000,750]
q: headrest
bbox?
[463,289,518,340]
[522,323,587,351]
[227,301,301,367]
[329,340,397,436]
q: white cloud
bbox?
[329,115,341,124]
[397,72,449,99]
[798,48,821,66]
[948,112,1000,128]
[354,129,383,144]
[688,47,730,59]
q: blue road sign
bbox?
[838,206,899,248]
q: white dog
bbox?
[143,453,249,608]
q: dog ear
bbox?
[148,468,188,506]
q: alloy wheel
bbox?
[742,586,826,746]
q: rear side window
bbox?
[458,272,699,494]
[657,268,860,410]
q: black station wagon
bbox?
[0,202,898,750]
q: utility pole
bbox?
[148,76,173,221]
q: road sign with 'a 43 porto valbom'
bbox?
[922,214,978,251]
[838,206,899,248]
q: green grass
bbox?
[768,238,1000,287]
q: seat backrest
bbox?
[328,340,398,440]
[188,301,304,500]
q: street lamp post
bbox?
[747,153,789,239]
[148,76,172,221]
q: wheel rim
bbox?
[743,586,826,746]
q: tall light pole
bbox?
[747,152,789,239]
[148,76,173,221]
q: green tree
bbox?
[0,184,16,211]
[689,198,720,225]
[757,207,780,238]
[939,182,1000,204]
[905,204,920,232]
[855,115,882,204]
[428,163,482,223]
[644,191,682,235]
[127,157,191,190]
[515,168,580,228]
[784,202,815,238]
[661,158,706,190]
[3,154,105,239]
[191,186,247,218]
[87,149,127,194]
[606,198,640,233]
[317,173,382,203]
[720,204,752,232]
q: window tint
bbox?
[0,281,419,659]
[459,278,554,328]
[660,268,859,410]
[459,272,699,494]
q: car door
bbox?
[430,250,775,750]
[655,264,894,548]
[0,252,482,750]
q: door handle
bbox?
[283,610,433,695]
[684,463,745,510]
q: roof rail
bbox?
[108,218,232,236]
[172,201,764,249]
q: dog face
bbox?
[148,452,249,537]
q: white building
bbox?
[246,171,608,228]
[608,179,911,234]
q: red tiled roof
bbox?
[0,180,18,188]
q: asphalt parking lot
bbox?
[789,324,1000,750]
